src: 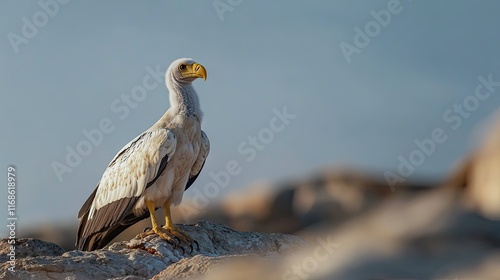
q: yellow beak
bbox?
[183,63,207,81]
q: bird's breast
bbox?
[168,117,202,180]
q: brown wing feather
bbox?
[77,196,148,251]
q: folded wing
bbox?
[185,130,210,191]
[76,129,176,251]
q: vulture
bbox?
[76,58,210,251]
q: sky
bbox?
[1,1,500,236]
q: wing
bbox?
[185,130,210,191]
[76,129,176,251]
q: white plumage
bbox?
[90,129,176,218]
[77,58,209,251]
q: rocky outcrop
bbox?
[0,221,306,280]
[176,188,500,280]
[447,108,500,219]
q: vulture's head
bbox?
[166,58,207,85]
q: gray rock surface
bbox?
[0,221,306,280]
[0,238,65,263]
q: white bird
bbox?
[76,58,209,251]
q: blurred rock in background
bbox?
[447,108,500,220]
[194,167,437,234]
[20,167,436,251]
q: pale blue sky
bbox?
[1,1,500,235]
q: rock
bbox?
[193,167,438,235]
[0,238,65,263]
[186,188,500,280]
[0,221,306,280]
[447,108,500,219]
[152,255,245,279]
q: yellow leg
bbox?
[147,200,161,230]
[164,202,174,229]
[139,200,178,245]
[162,202,195,247]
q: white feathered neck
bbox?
[166,71,203,120]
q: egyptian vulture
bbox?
[76,58,210,251]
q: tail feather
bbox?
[77,211,149,251]
[76,183,150,251]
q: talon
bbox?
[164,237,177,248]
[140,226,180,249]
[143,227,152,233]
[139,230,152,239]
[173,236,182,244]
[160,226,199,254]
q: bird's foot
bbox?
[163,225,199,253]
[139,226,181,250]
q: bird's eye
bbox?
[179,64,187,71]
